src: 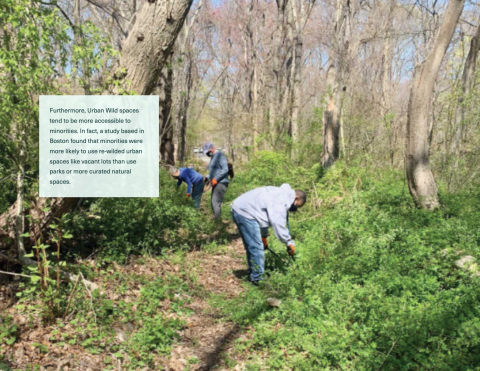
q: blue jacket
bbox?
[177,167,204,194]
[208,151,229,184]
[232,184,295,247]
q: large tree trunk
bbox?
[112,0,194,95]
[406,0,465,210]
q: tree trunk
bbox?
[406,0,465,210]
[290,0,312,148]
[177,60,192,164]
[112,0,194,95]
[159,54,175,165]
[322,0,351,168]
[322,63,340,168]
[451,23,480,155]
[269,0,288,143]
[14,123,26,261]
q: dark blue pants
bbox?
[192,181,204,209]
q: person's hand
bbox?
[211,178,218,186]
[186,193,190,198]
[287,244,295,256]
[262,237,268,249]
[203,176,208,183]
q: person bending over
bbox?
[231,184,306,284]
[170,166,205,209]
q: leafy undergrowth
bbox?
[63,170,220,263]
[0,252,198,370]
[3,153,480,370]
[218,154,480,370]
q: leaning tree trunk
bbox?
[406,0,465,210]
[1,0,194,254]
[112,0,194,95]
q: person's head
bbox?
[169,166,180,179]
[290,190,307,212]
[203,142,216,157]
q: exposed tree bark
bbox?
[268,0,288,142]
[111,0,194,95]
[174,0,202,164]
[290,0,314,148]
[159,53,175,165]
[406,0,465,210]
[322,63,340,168]
[451,23,480,155]
[381,0,396,166]
[14,123,26,261]
[322,0,352,168]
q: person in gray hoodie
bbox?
[231,184,307,284]
[203,142,229,220]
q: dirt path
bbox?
[164,238,252,371]
[0,231,253,371]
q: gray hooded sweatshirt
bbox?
[232,184,295,247]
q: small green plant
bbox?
[0,316,18,346]
[22,206,73,321]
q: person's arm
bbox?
[177,178,182,188]
[215,154,229,182]
[266,203,294,247]
[208,157,215,181]
[184,170,193,195]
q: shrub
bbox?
[66,170,216,262]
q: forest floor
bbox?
[0,222,260,371]
[163,236,254,371]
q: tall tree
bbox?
[159,53,175,165]
[322,0,353,168]
[406,0,466,210]
[451,22,480,157]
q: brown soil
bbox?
[164,238,253,371]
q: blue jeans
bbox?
[231,210,264,282]
[192,181,204,209]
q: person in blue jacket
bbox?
[203,142,229,220]
[170,166,205,209]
